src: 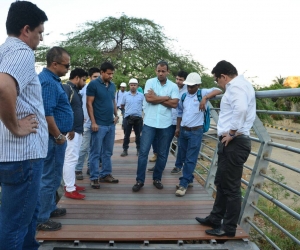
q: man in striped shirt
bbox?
[0,2,48,249]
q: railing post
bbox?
[239,115,273,233]
[204,102,219,196]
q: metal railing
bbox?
[172,88,300,249]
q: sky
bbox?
[0,0,299,86]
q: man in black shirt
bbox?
[62,68,88,199]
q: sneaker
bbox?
[99,174,119,183]
[175,186,186,197]
[50,208,66,218]
[64,184,86,192]
[65,190,85,199]
[149,153,157,162]
[86,168,90,175]
[121,150,128,157]
[171,167,182,174]
[75,171,83,180]
[37,219,62,231]
[90,179,100,189]
[153,179,163,189]
[147,166,155,172]
[176,183,193,189]
[132,181,144,192]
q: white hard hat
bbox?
[120,82,127,87]
[128,78,138,84]
[183,72,202,85]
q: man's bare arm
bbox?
[145,93,169,104]
[161,98,179,108]
[87,96,98,131]
[0,73,38,137]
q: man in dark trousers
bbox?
[120,78,144,157]
[195,60,256,237]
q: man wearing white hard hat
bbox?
[175,72,222,197]
[120,78,144,156]
[115,82,127,126]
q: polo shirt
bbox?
[86,77,116,126]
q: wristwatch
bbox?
[229,132,236,138]
[54,133,64,140]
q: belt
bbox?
[183,125,203,131]
[219,133,248,141]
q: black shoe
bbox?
[205,228,235,237]
[75,171,83,180]
[147,166,155,172]
[37,219,62,231]
[121,150,128,157]
[171,167,182,174]
[50,208,66,218]
[132,181,144,192]
[153,179,163,189]
[91,179,100,189]
[86,168,90,175]
[195,217,220,228]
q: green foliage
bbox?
[253,167,300,250]
[272,75,286,85]
[36,15,204,89]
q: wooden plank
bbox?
[36,143,249,242]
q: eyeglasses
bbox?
[55,62,70,69]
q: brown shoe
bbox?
[99,174,119,183]
[149,153,157,162]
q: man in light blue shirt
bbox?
[120,78,144,156]
[132,61,179,192]
[175,73,222,197]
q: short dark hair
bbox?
[88,67,100,77]
[156,60,169,70]
[177,70,188,80]
[6,1,48,36]
[46,47,70,67]
[211,60,238,78]
[100,62,114,72]
[69,68,88,80]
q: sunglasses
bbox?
[55,62,70,69]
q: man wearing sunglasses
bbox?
[37,46,73,231]
[195,60,256,237]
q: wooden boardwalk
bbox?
[36,143,248,243]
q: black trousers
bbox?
[123,116,143,150]
[209,135,251,233]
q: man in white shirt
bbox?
[195,60,256,237]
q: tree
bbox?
[272,75,285,85]
[35,15,205,88]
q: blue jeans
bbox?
[89,124,115,180]
[0,159,44,250]
[75,127,91,171]
[175,136,184,169]
[136,125,172,183]
[37,136,67,224]
[179,127,203,188]
[152,135,158,154]
[165,125,176,158]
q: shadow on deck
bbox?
[36,143,249,246]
